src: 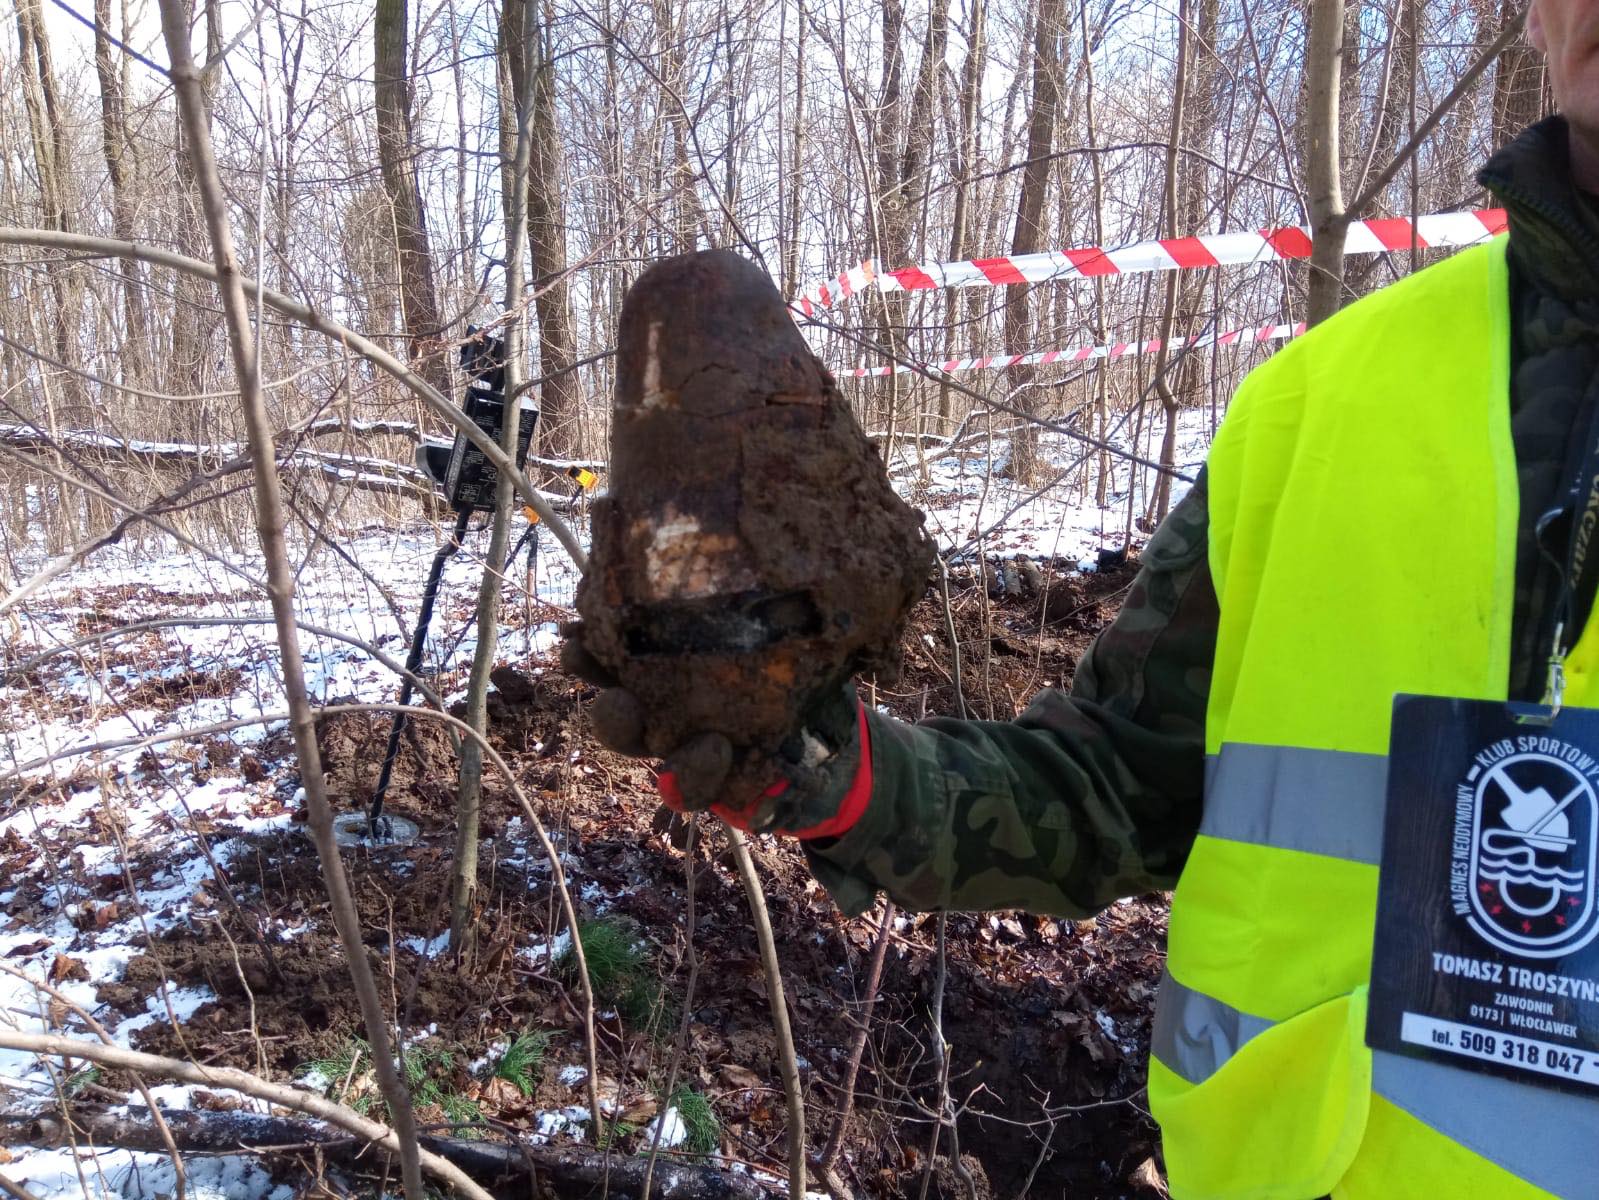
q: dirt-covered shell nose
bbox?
[574,248,933,800]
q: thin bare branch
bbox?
[156,6,427,1194]
[1350,7,1528,215]
[727,829,806,1200]
[0,961,188,1198]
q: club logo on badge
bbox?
[1458,741,1599,959]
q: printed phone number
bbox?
[1400,1013,1599,1089]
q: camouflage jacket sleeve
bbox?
[804,472,1216,918]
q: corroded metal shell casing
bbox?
[576,249,933,796]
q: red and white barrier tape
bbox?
[795,207,1507,316]
[840,320,1307,378]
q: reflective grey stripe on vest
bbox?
[1150,968,1272,1084]
[1202,743,1389,864]
[1152,974,1599,1197]
[1373,1049,1599,1200]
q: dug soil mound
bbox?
[67,557,1165,1197]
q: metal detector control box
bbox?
[443,329,539,512]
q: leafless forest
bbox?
[0,0,1546,549]
[0,1,1552,1198]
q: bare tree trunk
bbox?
[93,0,150,386]
[717,0,741,244]
[940,0,984,434]
[653,0,702,252]
[14,0,66,236]
[1486,0,1547,144]
[872,0,946,447]
[1338,0,1364,187]
[1305,0,1348,327]
[1004,0,1064,485]
[170,0,223,413]
[14,0,86,418]
[902,3,947,445]
[780,1,805,296]
[1149,0,1220,523]
[528,8,580,457]
[868,0,907,438]
[376,0,448,397]
[602,0,626,334]
[1079,0,1109,505]
[1150,0,1191,525]
[498,1,580,458]
[1408,0,1421,272]
[447,0,471,302]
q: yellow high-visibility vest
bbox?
[1148,236,1599,1198]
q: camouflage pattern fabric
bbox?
[807,114,1599,920]
[805,473,1213,918]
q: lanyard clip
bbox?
[1542,619,1567,719]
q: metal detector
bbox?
[363,328,537,841]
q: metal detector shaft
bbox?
[368,506,473,834]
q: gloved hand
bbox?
[560,624,872,838]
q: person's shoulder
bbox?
[1233,238,1507,409]
[1319,235,1505,338]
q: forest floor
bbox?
[1,424,1206,1200]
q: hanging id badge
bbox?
[1367,694,1599,1094]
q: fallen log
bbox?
[0,1106,771,1200]
[0,424,435,500]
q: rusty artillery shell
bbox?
[575,249,932,800]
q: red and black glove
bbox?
[560,631,871,838]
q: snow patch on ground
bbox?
[578,879,616,912]
[0,520,586,1118]
[292,1065,332,1092]
[0,924,215,1099]
[468,1038,510,1077]
[1095,1010,1138,1055]
[519,928,573,965]
[4,1146,295,1200]
[642,1106,687,1148]
[530,1105,591,1144]
[108,985,218,1046]
[903,409,1211,563]
[400,931,452,958]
